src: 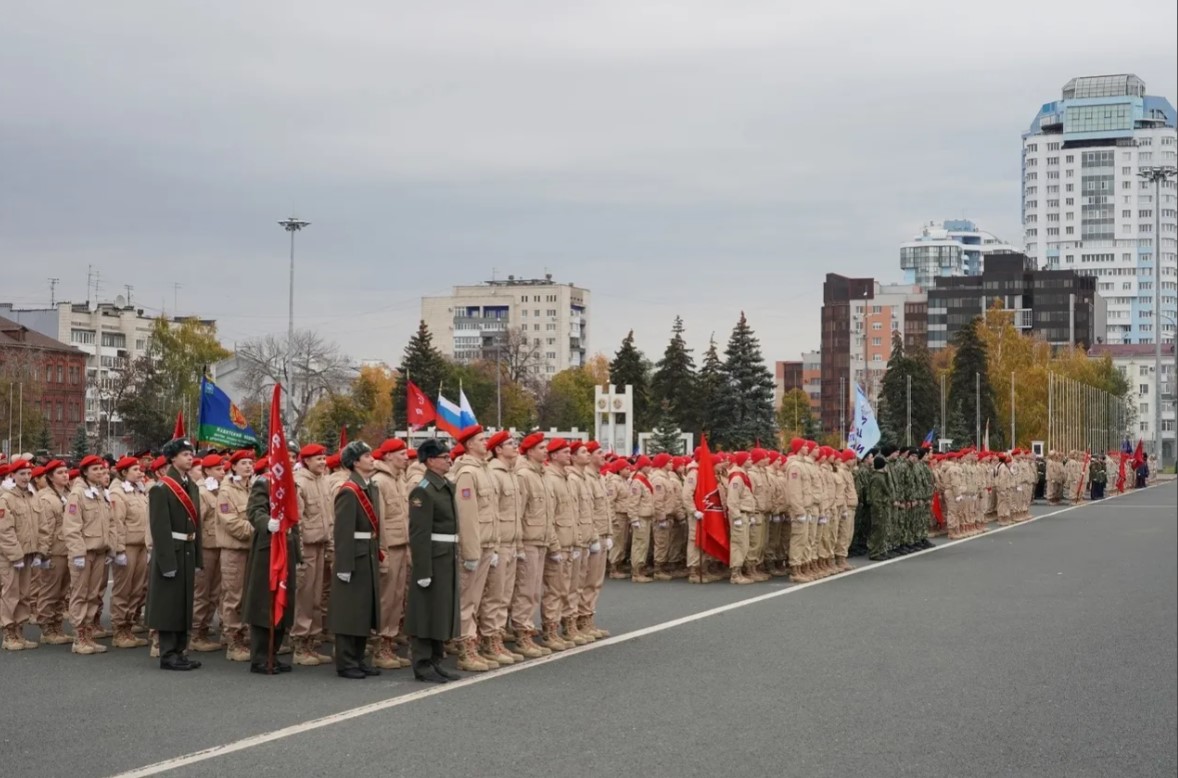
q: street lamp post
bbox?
[1138,166,1177,464]
[278,217,310,426]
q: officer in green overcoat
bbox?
[866,455,894,561]
[244,474,300,674]
[327,441,382,680]
[145,437,202,671]
[405,438,461,684]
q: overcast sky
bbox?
[3,1,1175,369]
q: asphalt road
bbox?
[2,484,1174,778]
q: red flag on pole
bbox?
[1132,438,1145,469]
[931,491,945,530]
[267,385,300,626]
[173,410,185,439]
[1116,452,1128,494]
[339,425,348,451]
[406,380,437,430]
[1075,451,1091,501]
[693,435,730,566]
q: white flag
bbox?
[847,383,881,458]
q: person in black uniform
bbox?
[405,439,462,684]
[244,473,298,674]
[328,441,382,680]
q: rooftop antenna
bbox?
[124,284,134,307]
[172,283,182,314]
[86,265,93,308]
[48,277,59,306]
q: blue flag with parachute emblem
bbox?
[197,377,259,449]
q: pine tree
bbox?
[650,316,699,436]
[648,400,685,454]
[947,317,1002,449]
[907,342,940,444]
[697,335,730,444]
[35,425,53,456]
[877,331,909,447]
[70,425,90,463]
[609,330,652,431]
[713,312,778,450]
[393,321,450,430]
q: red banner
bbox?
[406,380,437,430]
[173,410,185,439]
[267,385,300,626]
[693,436,730,566]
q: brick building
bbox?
[0,316,88,454]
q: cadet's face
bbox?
[233,460,253,478]
[425,454,450,476]
[497,439,519,462]
[574,448,591,466]
[551,448,572,466]
[13,468,31,488]
[355,452,376,477]
[50,467,70,488]
[207,465,226,481]
[306,455,327,475]
[125,465,144,483]
[172,450,195,473]
[591,450,605,468]
[390,450,408,468]
[466,434,488,458]
[528,444,548,463]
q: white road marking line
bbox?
[107,483,1161,778]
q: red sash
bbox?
[632,473,653,493]
[340,481,385,562]
[160,476,199,528]
[730,470,753,491]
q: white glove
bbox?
[463,560,478,572]
[267,518,281,533]
[490,553,500,568]
[748,517,758,526]
[841,511,848,520]
[955,496,963,502]
[42,557,53,570]
[572,549,582,561]
[549,553,565,563]
[589,541,602,554]
[337,571,351,583]
[114,553,128,567]
[515,551,526,561]
[14,559,25,570]
[693,511,704,521]
[162,569,177,578]
[1016,486,1023,492]
[73,557,86,569]
[104,555,113,566]
[657,521,669,529]
[733,519,743,527]
[818,516,829,525]
[630,520,640,528]
[416,578,431,588]
[605,537,614,551]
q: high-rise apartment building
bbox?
[1021,74,1177,345]
[421,275,589,378]
[900,220,1018,287]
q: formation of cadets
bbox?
[0,437,1121,672]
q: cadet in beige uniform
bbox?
[35,460,73,645]
[578,442,611,638]
[64,456,117,654]
[726,454,755,585]
[482,431,526,662]
[451,426,501,672]
[216,451,255,661]
[563,442,594,639]
[512,432,557,653]
[109,456,150,648]
[293,444,334,665]
[541,438,578,649]
[627,456,656,583]
[1,459,40,650]
[372,437,412,670]
[606,459,634,578]
[834,451,858,572]
[191,454,226,652]
[648,453,677,581]
[783,441,813,582]
[747,450,772,582]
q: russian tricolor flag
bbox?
[436,394,463,438]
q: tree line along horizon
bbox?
[4,303,1133,460]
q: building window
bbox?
[1140,403,1150,415]
[871,322,882,330]
[70,329,96,345]
[1141,421,1149,432]
[1140,384,1149,395]
[872,337,881,346]
[58,365,64,382]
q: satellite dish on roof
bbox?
[114,295,126,308]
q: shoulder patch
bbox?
[461,488,472,500]
[68,503,78,514]
[418,479,430,490]
[410,496,424,508]
[791,471,798,479]
[219,502,231,513]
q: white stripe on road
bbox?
[107,484,1162,778]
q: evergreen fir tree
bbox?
[877,331,909,447]
[713,312,778,450]
[696,335,730,444]
[70,425,90,462]
[393,320,450,430]
[947,317,1002,449]
[35,425,53,456]
[907,342,940,443]
[648,400,685,454]
[609,330,652,431]
[650,316,699,436]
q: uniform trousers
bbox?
[578,545,606,618]
[458,550,493,641]
[866,507,891,557]
[540,550,571,625]
[766,519,782,565]
[686,516,700,568]
[192,546,222,633]
[747,514,768,565]
[728,516,749,569]
[111,544,148,629]
[805,506,822,562]
[335,633,368,672]
[669,520,687,566]
[817,514,834,560]
[997,492,1013,522]
[0,556,33,627]
[250,625,287,671]
[479,550,515,636]
[652,519,672,567]
[411,636,445,670]
[835,510,855,559]
[609,514,630,567]
[510,545,545,633]
[629,518,652,572]
[158,629,189,662]
[218,548,248,636]
[68,550,107,629]
[291,543,326,638]
[564,549,586,619]
[35,556,69,628]
[377,545,409,639]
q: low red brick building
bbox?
[0,315,88,454]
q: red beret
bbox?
[732,451,750,467]
[8,458,33,473]
[789,437,805,454]
[45,459,67,473]
[487,430,511,452]
[325,453,342,469]
[115,456,140,472]
[406,448,418,460]
[299,444,327,460]
[377,438,407,457]
[449,444,465,461]
[229,449,255,464]
[634,455,652,469]
[651,453,671,469]
[150,456,166,473]
[78,455,104,471]
[546,437,568,455]
[842,450,857,462]
[253,456,269,474]
[568,440,585,454]
[750,448,768,463]
[456,425,484,444]
[519,432,546,454]
[68,468,80,479]
[200,454,225,469]
[585,441,600,454]
[31,466,46,479]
